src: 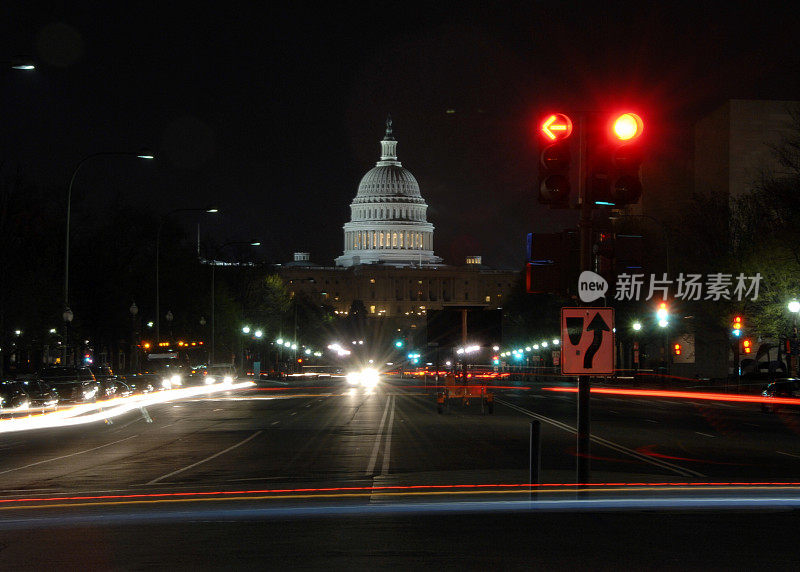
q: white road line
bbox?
[496,398,705,478]
[695,431,716,438]
[777,451,800,459]
[145,430,263,485]
[381,397,396,476]
[0,434,139,476]
[365,395,392,476]
[270,421,280,426]
[645,419,659,423]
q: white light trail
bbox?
[0,381,255,435]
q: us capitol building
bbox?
[277,118,519,323]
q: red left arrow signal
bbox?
[541,113,573,141]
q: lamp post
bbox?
[63,150,154,325]
[788,300,799,375]
[62,307,74,365]
[207,240,260,364]
[165,310,173,341]
[129,301,139,373]
[155,207,218,342]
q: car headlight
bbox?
[346,372,360,385]
[205,376,216,385]
[171,375,182,386]
[161,377,172,389]
[360,368,379,389]
[223,375,233,384]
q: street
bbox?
[2,376,800,494]
[4,375,800,569]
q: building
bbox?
[335,116,442,267]
[277,118,519,333]
[695,99,799,199]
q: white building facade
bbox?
[335,118,443,267]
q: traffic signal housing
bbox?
[742,339,752,354]
[588,112,644,207]
[537,113,573,207]
[732,315,743,337]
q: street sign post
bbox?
[561,307,615,375]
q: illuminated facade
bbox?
[335,117,442,267]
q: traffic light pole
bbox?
[577,115,592,484]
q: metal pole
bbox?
[529,419,541,500]
[211,263,215,363]
[577,114,592,485]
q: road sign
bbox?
[561,307,614,375]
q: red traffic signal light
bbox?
[673,343,682,355]
[612,113,643,141]
[541,113,573,141]
[537,113,573,207]
[589,111,645,207]
[742,339,752,354]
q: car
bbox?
[18,379,60,408]
[90,364,122,398]
[121,373,160,394]
[0,381,30,413]
[760,378,800,412]
[37,366,101,404]
[204,364,238,385]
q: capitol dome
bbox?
[335,117,442,268]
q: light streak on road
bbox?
[542,386,800,405]
[0,381,255,434]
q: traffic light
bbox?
[673,343,682,356]
[589,112,644,206]
[656,302,669,327]
[537,113,573,207]
[394,339,404,348]
[742,339,752,354]
[732,315,743,337]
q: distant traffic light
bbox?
[537,113,573,207]
[673,343,682,356]
[742,339,752,354]
[589,112,644,206]
[732,315,743,337]
[656,302,669,328]
[394,339,404,348]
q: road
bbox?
[3,375,800,568]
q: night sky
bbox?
[3,2,800,269]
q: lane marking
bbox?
[496,398,704,478]
[365,396,393,476]
[645,419,659,424]
[0,435,140,477]
[695,432,716,438]
[145,430,263,485]
[381,397,396,476]
[777,451,800,459]
[270,421,280,426]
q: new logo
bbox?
[578,271,608,303]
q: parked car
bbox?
[761,378,800,413]
[37,366,100,404]
[0,381,30,413]
[123,373,160,394]
[18,379,60,408]
[90,364,121,398]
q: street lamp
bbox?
[63,150,155,325]
[130,301,139,372]
[788,300,800,375]
[155,206,219,342]
[62,307,73,365]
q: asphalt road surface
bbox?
[2,375,800,569]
